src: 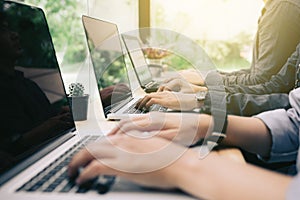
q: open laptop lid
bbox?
[122,34,153,87]
[0,1,75,185]
[82,15,133,118]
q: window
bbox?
[22,0,138,90]
[87,0,138,33]
[150,0,264,71]
[20,0,264,76]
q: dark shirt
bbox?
[203,42,300,116]
[220,0,300,86]
[224,43,299,95]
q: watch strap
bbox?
[205,70,227,144]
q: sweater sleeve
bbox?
[224,44,299,95]
[222,1,300,86]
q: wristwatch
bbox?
[207,108,227,146]
[204,90,227,146]
[189,110,227,148]
[195,91,207,101]
[190,89,228,149]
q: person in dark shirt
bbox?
[136,42,300,116]
[138,0,300,116]
[169,0,300,86]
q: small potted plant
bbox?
[68,83,89,121]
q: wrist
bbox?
[166,150,199,188]
[172,150,220,199]
[193,85,208,93]
[191,114,211,145]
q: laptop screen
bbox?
[82,16,132,117]
[122,34,153,86]
[0,1,75,177]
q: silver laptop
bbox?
[0,3,195,199]
[0,1,117,198]
[82,15,166,120]
[122,34,160,93]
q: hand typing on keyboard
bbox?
[68,134,187,189]
[70,167,115,194]
[17,135,115,194]
[109,112,201,146]
[135,91,201,111]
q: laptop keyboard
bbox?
[123,103,167,114]
[123,103,146,114]
[151,104,168,112]
[16,135,115,194]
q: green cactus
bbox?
[69,83,85,97]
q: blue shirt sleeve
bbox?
[254,89,300,163]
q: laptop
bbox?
[0,2,196,199]
[0,1,117,197]
[122,34,161,93]
[82,15,166,120]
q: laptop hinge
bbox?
[145,81,155,88]
[110,97,134,113]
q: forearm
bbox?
[179,69,205,86]
[198,114,272,157]
[224,57,297,95]
[172,151,291,200]
[218,68,250,76]
[222,116,272,157]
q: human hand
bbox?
[158,77,208,93]
[178,69,205,86]
[59,105,71,114]
[23,112,73,145]
[109,112,210,146]
[68,134,192,189]
[135,91,203,111]
[43,112,74,132]
[158,77,196,93]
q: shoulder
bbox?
[266,0,300,11]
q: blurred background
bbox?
[17,0,263,86]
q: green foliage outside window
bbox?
[197,31,253,71]
[20,0,253,73]
[24,0,87,64]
